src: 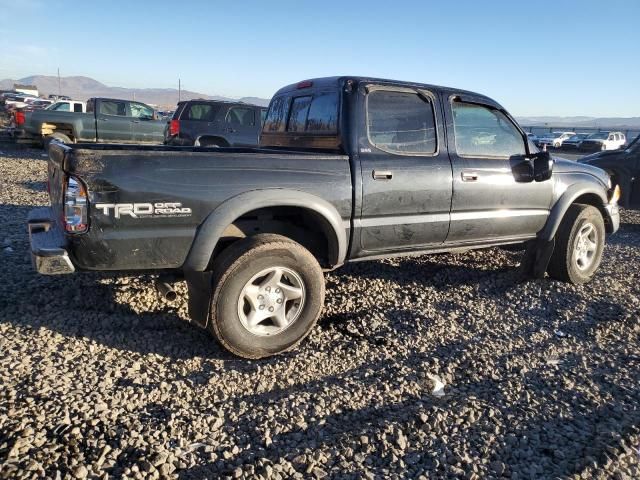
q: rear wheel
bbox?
[547,204,605,284]
[209,234,325,359]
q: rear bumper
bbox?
[28,207,75,275]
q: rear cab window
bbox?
[264,91,339,134]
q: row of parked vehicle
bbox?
[528,130,628,152]
[0,91,74,112]
[8,93,268,149]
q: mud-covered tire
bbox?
[547,204,605,284]
[209,234,325,359]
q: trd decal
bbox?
[95,202,192,218]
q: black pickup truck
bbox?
[28,76,620,359]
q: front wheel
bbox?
[209,234,325,359]
[547,204,605,284]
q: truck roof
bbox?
[273,76,503,109]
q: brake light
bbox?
[15,111,25,125]
[296,80,313,89]
[169,119,180,136]
[63,176,88,233]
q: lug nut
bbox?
[258,294,263,300]
[259,305,265,310]
[275,288,280,293]
[268,307,274,312]
[276,299,283,304]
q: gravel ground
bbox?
[1,142,639,480]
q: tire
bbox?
[547,204,605,284]
[44,133,72,152]
[209,234,325,359]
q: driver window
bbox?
[130,102,154,119]
[452,102,525,158]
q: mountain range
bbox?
[0,75,271,109]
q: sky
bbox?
[1,0,638,117]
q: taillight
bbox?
[15,111,25,125]
[63,176,88,233]
[169,119,180,136]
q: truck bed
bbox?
[48,143,353,271]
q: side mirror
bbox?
[533,151,553,182]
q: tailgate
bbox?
[47,143,68,224]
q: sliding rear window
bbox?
[264,91,339,134]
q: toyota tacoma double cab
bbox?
[28,76,620,359]
[14,97,165,148]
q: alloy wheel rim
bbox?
[573,222,598,271]
[237,266,305,336]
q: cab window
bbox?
[130,102,154,119]
[226,107,255,126]
[99,100,127,116]
[263,96,290,132]
[452,102,525,158]
[367,90,437,154]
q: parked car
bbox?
[165,100,267,147]
[536,131,576,148]
[580,134,640,207]
[2,93,39,110]
[28,76,620,359]
[13,97,165,148]
[561,133,590,149]
[579,131,626,152]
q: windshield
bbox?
[587,132,609,140]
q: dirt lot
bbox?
[1,143,639,479]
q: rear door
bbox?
[224,106,259,146]
[443,94,552,243]
[357,84,453,253]
[130,101,164,144]
[96,100,132,142]
[183,102,221,145]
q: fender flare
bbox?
[183,189,349,272]
[539,183,608,241]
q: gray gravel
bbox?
[1,142,639,479]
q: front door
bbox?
[96,100,132,143]
[357,85,453,254]
[130,101,165,144]
[443,94,553,243]
[224,106,258,146]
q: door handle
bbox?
[372,170,393,180]
[461,171,479,182]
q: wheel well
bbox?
[198,136,229,147]
[42,123,74,140]
[211,206,338,269]
[572,193,612,232]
